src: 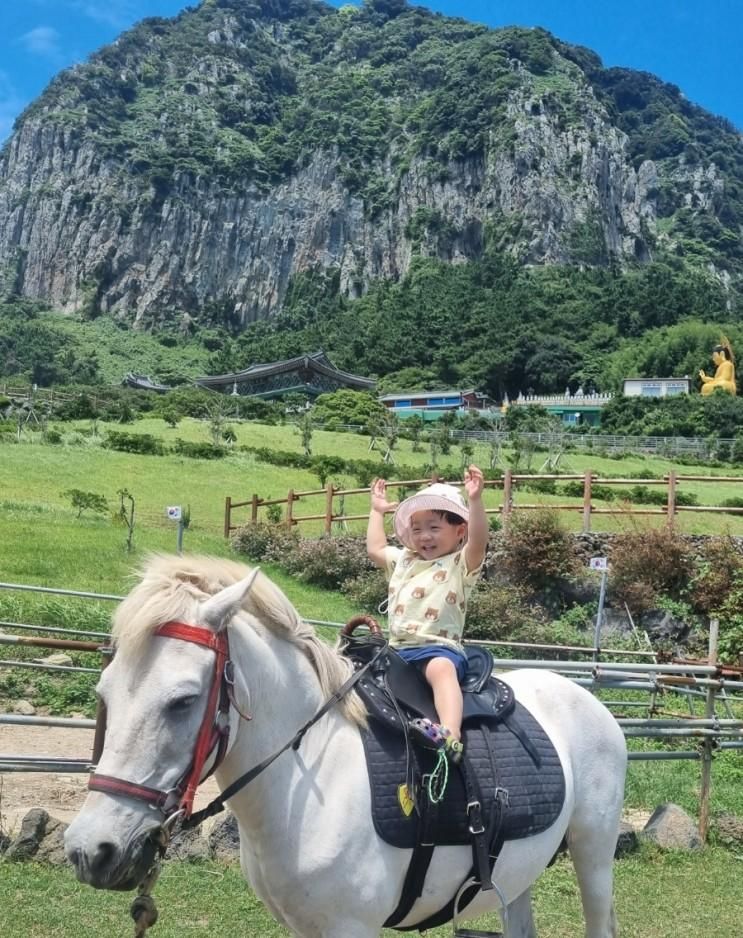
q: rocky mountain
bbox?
[0,0,741,328]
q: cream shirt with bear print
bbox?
[383,545,483,652]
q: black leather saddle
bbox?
[340,632,516,730]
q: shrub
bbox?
[231,522,299,562]
[466,581,550,648]
[499,510,576,590]
[610,525,693,613]
[174,438,227,459]
[688,537,743,614]
[715,574,743,664]
[340,569,388,612]
[104,431,164,455]
[283,535,372,590]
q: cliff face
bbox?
[0,0,739,325]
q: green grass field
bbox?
[0,846,740,937]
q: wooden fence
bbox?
[0,383,113,407]
[224,470,743,538]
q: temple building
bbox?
[194,350,375,400]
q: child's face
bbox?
[409,510,466,560]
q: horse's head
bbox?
[65,556,260,890]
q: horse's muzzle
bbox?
[66,828,160,891]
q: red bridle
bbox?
[88,621,233,819]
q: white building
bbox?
[622,377,691,398]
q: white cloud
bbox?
[19,26,62,59]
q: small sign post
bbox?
[166,506,185,554]
[589,558,609,662]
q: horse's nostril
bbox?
[91,841,117,874]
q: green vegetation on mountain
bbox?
[208,251,740,397]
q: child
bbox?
[367,466,488,762]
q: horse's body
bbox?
[65,556,626,938]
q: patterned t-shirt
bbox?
[383,546,483,652]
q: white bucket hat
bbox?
[393,483,469,550]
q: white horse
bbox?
[65,555,627,938]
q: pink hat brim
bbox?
[393,493,469,549]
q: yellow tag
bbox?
[398,783,415,817]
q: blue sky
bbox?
[0,0,740,143]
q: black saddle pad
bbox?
[362,699,565,849]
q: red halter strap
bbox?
[88,621,231,818]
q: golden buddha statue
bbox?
[699,336,737,396]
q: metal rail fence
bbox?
[0,583,739,839]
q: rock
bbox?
[0,830,10,855]
[35,816,69,866]
[614,820,639,858]
[12,699,36,715]
[36,653,74,667]
[167,824,212,862]
[4,808,49,861]
[713,813,743,847]
[638,610,690,650]
[207,812,240,862]
[642,803,702,851]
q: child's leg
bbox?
[422,656,463,741]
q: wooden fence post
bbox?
[324,483,335,535]
[286,489,295,527]
[666,471,677,528]
[224,496,232,539]
[582,470,593,534]
[251,494,260,523]
[502,469,513,533]
[699,617,719,841]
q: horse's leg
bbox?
[567,826,619,938]
[504,887,538,938]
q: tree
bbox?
[117,488,136,553]
[295,411,313,457]
[63,489,108,519]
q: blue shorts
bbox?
[397,645,468,683]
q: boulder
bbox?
[35,816,69,865]
[36,653,74,667]
[167,824,211,862]
[614,820,640,858]
[713,813,743,848]
[207,812,240,862]
[4,808,49,861]
[12,699,36,715]
[642,803,702,850]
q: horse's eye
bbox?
[167,695,198,714]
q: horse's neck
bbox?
[216,621,346,824]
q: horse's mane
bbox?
[112,554,366,726]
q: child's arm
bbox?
[367,478,397,569]
[463,465,488,573]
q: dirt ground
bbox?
[0,724,219,837]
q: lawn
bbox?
[0,846,740,937]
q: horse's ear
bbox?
[200,568,260,633]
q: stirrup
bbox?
[408,717,447,750]
[409,718,464,764]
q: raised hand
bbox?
[370,478,398,514]
[463,464,484,501]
